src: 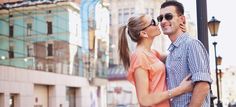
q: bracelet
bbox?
[168,90,173,101]
[168,90,172,99]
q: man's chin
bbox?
[163,31,172,35]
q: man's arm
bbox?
[187,40,212,107]
[189,82,210,107]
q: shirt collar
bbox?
[168,32,188,52]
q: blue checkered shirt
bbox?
[166,33,212,107]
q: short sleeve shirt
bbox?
[127,48,170,107]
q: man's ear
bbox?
[140,31,148,38]
[180,15,186,24]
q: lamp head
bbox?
[217,56,222,65]
[208,16,220,36]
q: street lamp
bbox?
[217,56,223,100]
[208,16,223,107]
[208,16,220,36]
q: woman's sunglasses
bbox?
[157,13,173,22]
[141,19,157,30]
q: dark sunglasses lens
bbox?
[165,14,173,20]
[157,14,173,22]
[157,16,163,22]
[152,19,156,26]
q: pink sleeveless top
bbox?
[127,48,170,107]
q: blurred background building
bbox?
[210,66,236,106]
[0,0,109,106]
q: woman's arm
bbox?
[153,50,167,62]
[134,67,192,106]
[160,53,167,62]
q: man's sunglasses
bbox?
[141,19,157,30]
[157,13,173,22]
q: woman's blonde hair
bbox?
[118,14,148,70]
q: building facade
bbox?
[0,0,109,107]
[0,1,84,76]
[0,65,93,107]
[211,66,236,106]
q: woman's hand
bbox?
[179,75,193,93]
[180,23,186,32]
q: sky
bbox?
[178,0,236,68]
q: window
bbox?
[75,24,78,36]
[9,94,18,107]
[27,44,34,57]
[0,93,3,107]
[47,64,54,72]
[109,14,112,26]
[78,46,83,76]
[118,9,122,24]
[118,8,135,25]
[48,10,51,14]
[27,23,32,36]
[9,25,13,37]
[130,8,135,15]
[37,62,43,70]
[145,8,149,14]
[9,95,14,107]
[47,21,52,34]
[47,43,53,56]
[123,8,129,24]
[9,46,14,58]
[145,8,154,18]
[150,8,154,18]
[66,87,76,107]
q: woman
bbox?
[118,14,192,107]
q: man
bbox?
[158,1,212,107]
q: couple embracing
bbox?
[118,1,212,107]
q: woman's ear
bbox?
[140,31,149,38]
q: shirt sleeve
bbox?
[127,52,151,84]
[187,40,213,84]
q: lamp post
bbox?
[217,56,223,100]
[208,16,223,107]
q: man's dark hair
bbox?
[161,1,184,15]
